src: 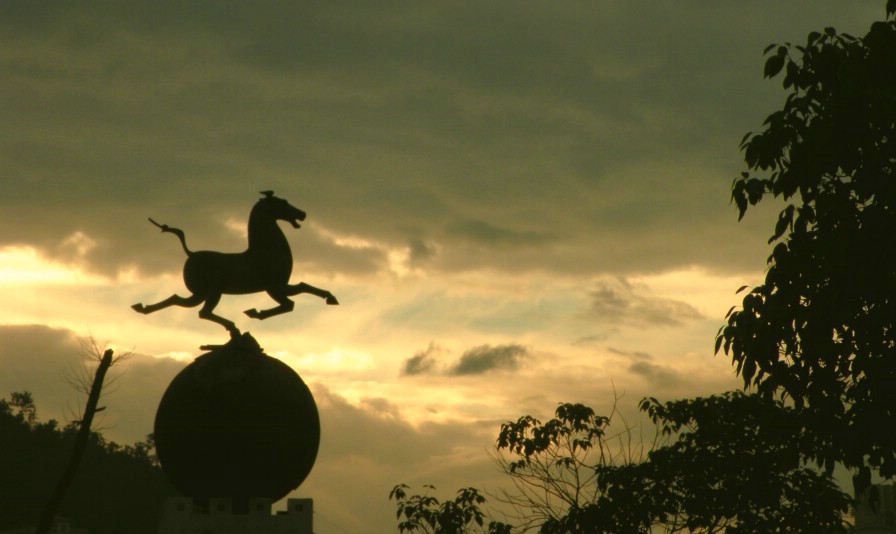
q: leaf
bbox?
[770,205,795,243]
[853,466,872,497]
[746,178,766,204]
[742,357,757,384]
[783,60,798,89]
[733,188,748,221]
[764,52,786,79]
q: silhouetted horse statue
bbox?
[132,191,338,336]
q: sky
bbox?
[0,2,887,532]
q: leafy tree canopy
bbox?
[390,484,512,534]
[395,394,850,533]
[0,391,175,534]
[571,393,849,534]
[718,3,896,485]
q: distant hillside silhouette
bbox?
[0,392,176,534]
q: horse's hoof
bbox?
[326,295,339,305]
[131,303,147,314]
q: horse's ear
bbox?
[260,190,275,198]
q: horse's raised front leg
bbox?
[244,291,295,320]
[286,282,339,305]
[132,294,203,314]
[244,283,338,321]
[198,293,240,337]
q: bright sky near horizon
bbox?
[0,2,885,532]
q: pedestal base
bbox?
[158,497,313,534]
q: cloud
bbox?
[607,347,652,361]
[607,347,683,390]
[446,219,554,248]
[449,344,529,376]
[300,384,508,534]
[402,343,443,376]
[573,333,610,346]
[0,324,183,441]
[407,238,437,265]
[401,342,529,376]
[627,360,680,384]
[3,2,879,280]
[295,224,388,276]
[586,277,704,327]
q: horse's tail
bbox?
[148,218,192,256]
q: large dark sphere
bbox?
[154,335,319,502]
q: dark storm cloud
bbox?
[0,1,881,278]
[587,278,704,327]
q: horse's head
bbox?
[257,190,306,228]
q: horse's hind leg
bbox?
[132,294,203,314]
[244,291,295,320]
[286,282,339,305]
[198,293,239,337]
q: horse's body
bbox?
[132,191,337,336]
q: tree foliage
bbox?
[395,394,849,533]
[556,393,850,534]
[0,391,173,534]
[492,401,654,531]
[718,6,896,486]
[390,484,512,534]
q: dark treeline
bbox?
[0,391,176,534]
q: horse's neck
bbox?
[247,214,289,256]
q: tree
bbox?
[395,394,850,533]
[390,484,512,534]
[36,347,117,534]
[491,401,657,532]
[718,3,896,489]
[0,390,175,534]
[9,391,37,424]
[551,393,849,533]
[392,400,656,534]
